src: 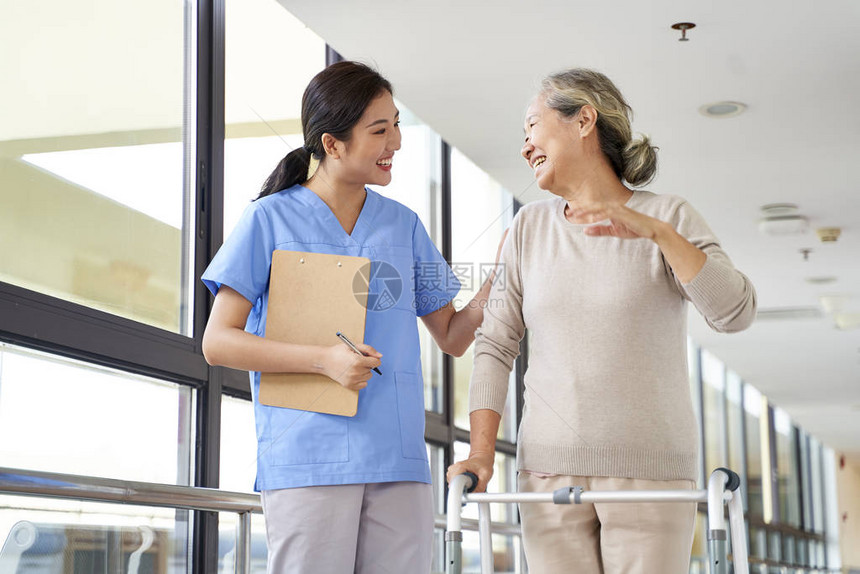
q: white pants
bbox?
[261,481,433,574]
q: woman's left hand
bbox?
[571,203,667,241]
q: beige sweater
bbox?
[470,191,757,481]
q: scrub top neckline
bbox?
[295,185,379,246]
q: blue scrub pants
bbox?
[261,481,434,573]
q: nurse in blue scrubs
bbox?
[201,61,502,573]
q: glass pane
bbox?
[0,343,193,485]
[223,0,325,234]
[428,443,447,515]
[796,534,809,566]
[767,530,781,562]
[799,430,812,532]
[220,395,259,493]
[749,525,767,559]
[774,408,801,528]
[460,532,521,574]
[809,437,824,534]
[687,339,705,489]
[689,512,707,572]
[726,370,747,510]
[701,350,727,476]
[745,385,764,517]
[431,528,446,574]
[370,103,444,413]
[782,533,795,565]
[0,496,191,573]
[1,0,194,335]
[450,148,515,439]
[217,512,267,573]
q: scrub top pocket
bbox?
[394,371,427,460]
[269,408,350,466]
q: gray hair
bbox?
[541,68,657,187]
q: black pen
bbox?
[336,332,382,375]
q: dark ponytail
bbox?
[257,61,393,200]
[259,147,313,198]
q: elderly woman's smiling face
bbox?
[520,96,581,194]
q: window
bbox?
[0,342,195,572]
[222,0,326,238]
[701,350,727,477]
[744,384,765,518]
[0,343,193,484]
[1,0,195,334]
[774,408,801,528]
[450,148,516,440]
[687,340,705,488]
[808,436,825,534]
[726,370,747,509]
[220,395,259,494]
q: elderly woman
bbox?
[447,68,757,573]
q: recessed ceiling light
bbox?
[699,101,747,118]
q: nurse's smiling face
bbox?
[337,90,402,187]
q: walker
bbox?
[446,467,749,574]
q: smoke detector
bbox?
[816,227,841,243]
[758,203,808,235]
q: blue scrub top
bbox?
[202,185,460,491]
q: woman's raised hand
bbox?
[571,202,667,241]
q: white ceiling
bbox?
[278,0,860,458]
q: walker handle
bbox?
[714,467,741,491]
[462,471,479,493]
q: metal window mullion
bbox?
[440,139,456,489]
[793,426,805,532]
[191,0,226,572]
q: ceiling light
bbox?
[758,215,808,235]
[758,203,808,235]
[699,101,747,118]
[760,203,799,217]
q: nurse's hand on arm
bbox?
[575,202,707,283]
[445,409,502,493]
[421,229,509,357]
[202,285,382,391]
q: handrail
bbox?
[0,467,518,537]
[0,466,521,572]
[0,467,262,514]
[0,466,262,574]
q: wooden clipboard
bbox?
[260,250,370,416]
